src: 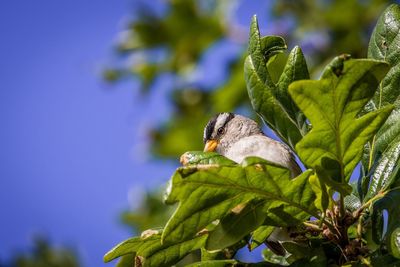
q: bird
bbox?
[202,112,302,255]
[203,112,301,176]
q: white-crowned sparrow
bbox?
[203,112,301,177]
[203,112,302,255]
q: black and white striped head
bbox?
[203,113,261,152]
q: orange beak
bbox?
[204,140,218,152]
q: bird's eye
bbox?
[217,127,225,135]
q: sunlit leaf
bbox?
[368,4,400,109]
[277,46,310,135]
[162,157,316,244]
[364,4,400,201]
[104,230,207,267]
[244,16,307,150]
[289,59,392,188]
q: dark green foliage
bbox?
[106,3,400,267]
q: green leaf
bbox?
[251,225,275,250]
[205,199,266,250]
[368,4,400,109]
[282,241,326,266]
[180,151,237,166]
[104,230,207,267]
[277,46,310,135]
[260,36,287,61]
[244,15,308,150]
[162,157,316,244]
[364,134,400,201]
[309,174,331,212]
[116,255,134,267]
[371,189,400,258]
[262,249,288,265]
[390,228,400,259]
[364,4,400,197]
[289,59,392,187]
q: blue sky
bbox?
[0,1,180,266]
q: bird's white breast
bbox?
[223,135,292,169]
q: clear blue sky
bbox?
[0,1,179,266]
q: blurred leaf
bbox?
[11,238,79,267]
[211,57,248,112]
[103,69,124,83]
[244,16,306,150]
[111,0,225,89]
[162,157,316,244]
[104,230,207,267]
[151,89,209,157]
[289,59,392,187]
[121,191,174,233]
[274,0,389,61]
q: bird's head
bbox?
[203,112,262,152]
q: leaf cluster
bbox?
[105,4,400,267]
[105,0,393,159]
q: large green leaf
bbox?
[162,157,316,244]
[289,59,392,186]
[244,16,309,150]
[368,4,400,110]
[104,230,207,267]
[364,4,400,200]
[371,189,400,258]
